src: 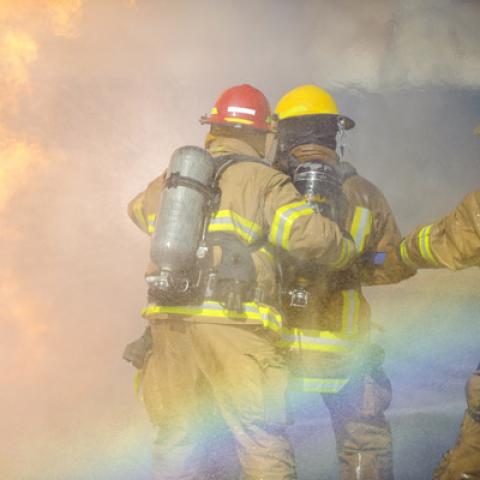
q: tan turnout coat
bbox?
[400,190,480,270]
[281,146,414,393]
[128,138,357,330]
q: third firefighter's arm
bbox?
[263,171,357,269]
[351,178,416,284]
[399,190,480,270]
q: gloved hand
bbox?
[122,327,152,369]
[383,246,417,278]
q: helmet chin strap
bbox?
[337,117,347,159]
[264,132,278,166]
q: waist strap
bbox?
[142,300,283,333]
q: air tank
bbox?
[293,161,345,223]
[149,145,216,294]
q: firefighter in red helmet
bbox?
[126,84,358,479]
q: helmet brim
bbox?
[199,114,271,132]
[338,115,355,130]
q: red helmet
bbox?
[200,84,272,131]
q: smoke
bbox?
[1,1,479,479]
[305,0,480,89]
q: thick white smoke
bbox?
[1,1,479,479]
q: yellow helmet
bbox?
[275,85,354,129]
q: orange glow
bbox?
[0,1,83,37]
[0,126,48,211]
[0,1,83,385]
[0,30,37,112]
[0,2,83,207]
[44,0,83,38]
[2,271,50,383]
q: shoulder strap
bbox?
[208,154,269,213]
[214,154,268,183]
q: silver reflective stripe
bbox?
[282,332,353,347]
[417,225,439,266]
[289,376,349,393]
[269,200,315,249]
[356,453,362,480]
[342,289,360,335]
[350,207,373,252]
[209,216,260,242]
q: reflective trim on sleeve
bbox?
[132,201,148,232]
[258,244,276,266]
[349,207,373,252]
[399,239,417,269]
[278,327,355,353]
[418,225,440,266]
[208,210,263,245]
[329,237,355,269]
[269,200,316,250]
[289,376,349,394]
[341,289,360,335]
[142,301,283,333]
[146,214,157,234]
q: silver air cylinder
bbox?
[149,146,216,294]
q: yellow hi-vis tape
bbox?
[269,200,316,250]
[399,239,417,269]
[208,210,263,244]
[132,201,149,233]
[329,237,355,269]
[278,327,355,353]
[417,225,440,266]
[142,301,283,333]
[349,207,373,253]
[289,376,349,394]
[146,213,157,234]
[341,289,361,335]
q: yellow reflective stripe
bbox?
[146,213,157,234]
[224,117,254,125]
[258,245,276,265]
[341,289,360,335]
[289,376,349,394]
[258,305,283,333]
[269,200,316,250]
[278,327,354,353]
[142,301,283,332]
[399,239,417,269]
[349,207,373,252]
[418,225,439,266]
[132,201,148,232]
[209,210,263,244]
[329,237,354,269]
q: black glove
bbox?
[122,327,152,369]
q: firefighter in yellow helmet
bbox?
[391,189,480,479]
[126,84,358,480]
[274,84,415,480]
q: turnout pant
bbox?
[322,368,393,480]
[141,319,296,480]
[433,365,480,480]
